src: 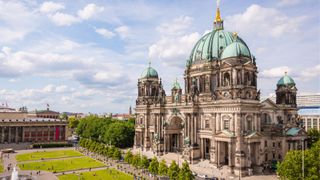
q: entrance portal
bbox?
[169,134,181,152]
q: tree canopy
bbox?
[158,159,168,176]
[76,115,135,148]
[148,157,159,175]
[277,140,320,180]
[178,161,194,180]
[168,160,180,180]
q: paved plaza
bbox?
[132,148,278,180]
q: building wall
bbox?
[302,115,320,131]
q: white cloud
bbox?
[0,1,39,43]
[225,4,307,38]
[115,26,130,39]
[260,66,291,78]
[149,16,200,67]
[149,32,200,67]
[157,16,193,35]
[39,1,64,14]
[78,3,104,20]
[299,64,320,81]
[95,28,115,39]
[49,12,80,26]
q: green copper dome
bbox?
[277,73,295,86]
[140,66,158,79]
[187,30,248,65]
[172,80,181,89]
[221,41,251,59]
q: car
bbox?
[198,174,208,178]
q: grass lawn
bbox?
[18,157,105,173]
[58,169,133,180]
[16,150,83,162]
[0,160,3,173]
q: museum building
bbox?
[134,4,307,176]
[0,105,67,145]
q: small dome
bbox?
[277,73,295,86]
[172,80,181,89]
[140,66,158,79]
[221,41,251,59]
[187,30,248,65]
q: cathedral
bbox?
[134,3,307,176]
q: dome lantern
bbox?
[214,0,224,30]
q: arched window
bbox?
[262,113,271,124]
[224,73,230,86]
[247,115,253,131]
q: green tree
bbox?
[124,150,133,164]
[68,116,80,129]
[107,146,115,158]
[112,148,122,161]
[168,160,180,180]
[158,159,168,176]
[103,122,135,148]
[307,128,320,147]
[277,140,320,180]
[132,154,141,168]
[148,157,159,175]
[178,161,194,180]
[140,155,150,169]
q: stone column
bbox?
[212,113,216,134]
[194,113,198,144]
[164,132,167,154]
[217,113,221,131]
[15,127,18,143]
[47,126,50,141]
[1,127,4,143]
[200,138,203,159]
[53,126,56,141]
[190,114,193,144]
[41,127,44,142]
[35,127,38,142]
[22,127,25,142]
[228,142,232,167]
[8,127,11,143]
[29,127,32,142]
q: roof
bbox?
[286,127,302,136]
[187,30,249,65]
[221,41,251,59]
[140,66,158,79]
[0,118,66,123]
[277,73,295,86]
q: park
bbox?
[1,148,133,180]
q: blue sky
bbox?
[0,0,319,113]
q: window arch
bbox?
[246,115,253,131]
[224,72,230,86]
[261,113,271,124]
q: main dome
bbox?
[186,5,252,66]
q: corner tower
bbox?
[276,72,297,107]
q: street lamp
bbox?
[302,138,304,180]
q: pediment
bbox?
[261,98,279,110]
[216,130,235,137]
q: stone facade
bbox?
[134,4,307,176]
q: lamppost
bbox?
[302,138,304,180]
